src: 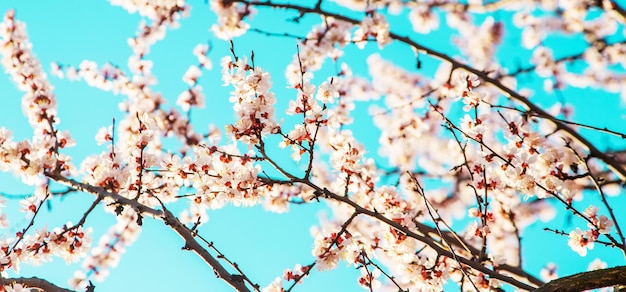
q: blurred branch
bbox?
[503,40,626,78]
[232,0,626,182]
[606,1,626,22]
[489,103,626,139]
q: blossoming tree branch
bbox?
[1,0,626,291]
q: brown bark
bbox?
[535,266,626,292]
[2,277,74,292]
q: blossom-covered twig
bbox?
[231,0,626,182]
[46,172,252,291]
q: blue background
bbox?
[0,0,625,291]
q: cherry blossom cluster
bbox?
[177,44,211,112]
[1,0,626,291]
[284,17,352,83]
[80,114,165,208]
[0,222,92,275]
[310,227,356,271]
[281,71,340,162]
[0,127,74,186]
[69,209,141,290]
[209,0,255,40]
[407,4,439,34]
[0,10,56,132]
[444,72,616,261]
[286,163,459,291]
[353,12,391,49]
[53,58,204,153]
[567,205,616,257]
[0,11,76,184]
[221,55,280,145]
[112,0,190,56]
[356,22,616,286]
[368,54,449,171]
[328,130,367,175]
[356,218,452,290]
[161,146,265,224]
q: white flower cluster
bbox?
[332,0,404,13]
[112,0,190,56]
[177,44,211,112]
[369,55,448,172]
[307,211,453,291]
[1,222,92,275]
[354,12,391,49]
[209,0,255,40]
[285,17,352,83]
[0,11,56,131]
[566,206,615,257]
[512,3,626,100]
[408,5,439,34]
[70,209,140,290]
[165,146,264,224]
[221,56,280,145]
[453,16,503,69]
[0,11,76,183]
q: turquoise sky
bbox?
[0,1,625,291]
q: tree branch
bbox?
[160,207,251,292]
[535,266,626,292]
[233,0,626,182]
[289,178,542,290]
[45,173,252,292]
[45,172,162,218]
[2,277,74,292]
